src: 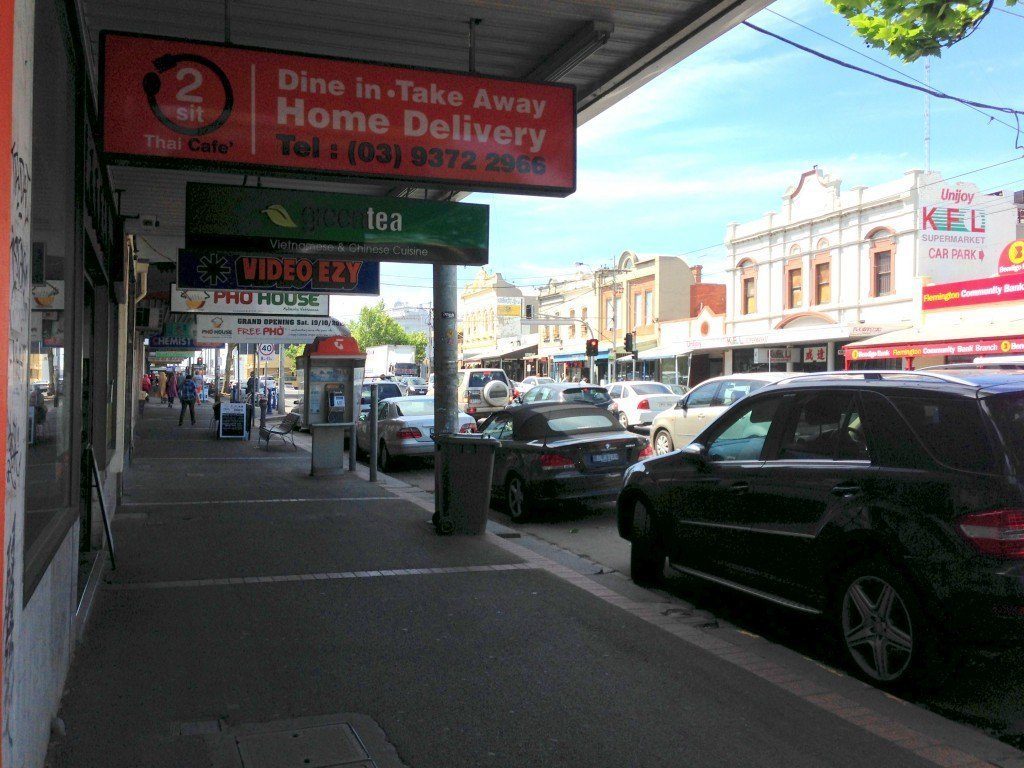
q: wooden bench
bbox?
[259,413,299,450]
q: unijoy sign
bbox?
[185,183,488,266]
[170,283,328,315]
[918,181,1017,283]
[100,33,575,195]
[195,314,345,344]
[177,250,380,295]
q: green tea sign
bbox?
[186,183,489,266]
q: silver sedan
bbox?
[356,396,476,471]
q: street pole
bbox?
[610,268,618,382]
[433,264,459,436]
[278,344,286,414]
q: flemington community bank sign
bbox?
[100,33,575,195]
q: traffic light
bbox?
[624,332,634,353]
[585,338,599,357]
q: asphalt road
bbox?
[389,456,1024,752]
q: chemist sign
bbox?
[100,32,575,196]
[917,181,1017,283]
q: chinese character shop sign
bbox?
[100,33,576,196]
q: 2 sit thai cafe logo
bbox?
[998,240,1024,276]
[141,51,235,153]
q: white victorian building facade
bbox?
[718,167,923,375]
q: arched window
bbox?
[553,312,560,341]
[569,309,576,338]
[738,259,758,315]
[813,238,831,305]
[868,228,896,297]
[785,246,802,310]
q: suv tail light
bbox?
[539,453,574,470]
[638,444,654,459]
[957,509,1024,558]
[395,427,422,439]
[637,399,650,411]
[459,422,477,433]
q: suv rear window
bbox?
[467,371,508,388]
[890,395,998,473]
[562,387,611,405]
[987,393,1024,473]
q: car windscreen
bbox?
[468,371,508,388]
[515,408,622,439]
[987,393,1024,473]
[407,378,427,385]
[395,400,433,417]
[561,387,611,405]
[631,383,672,395]
[361,383,403,402]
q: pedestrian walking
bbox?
[166,370,178,407]
[178,373,198,426]
[138,373,151,418]
[157,370,168,403]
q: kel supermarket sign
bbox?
[195,314,345,344]
[186,183,488,266]
[917,181,1017,283]
[170,283,329,315]
[100,33,576,196]
[177,250,380,294]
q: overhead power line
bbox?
[743,20,1024,149]
[764,9,1021,136]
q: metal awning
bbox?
[80,0,770,266]
[638,345,687,361]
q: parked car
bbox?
[478,402,651,522]
[359,380,404,414]
[516,382,613,410]
[356,395,475,471]
[667,384,688,396]
[618,368,1024,690]
[519,376,554,393]
[457,368,513,421]
[400,376,429,395]
[648,373,793,455]
[606,380,684,428]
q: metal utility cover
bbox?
[235,723,369,768]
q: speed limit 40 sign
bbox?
[257,343,277,360]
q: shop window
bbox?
[815,262,831,304]
[742,277,756,315]
[787,268,802,309]
[25,0,78,596]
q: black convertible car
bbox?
[478,402,651,522]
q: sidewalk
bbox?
[45,403,1024,768]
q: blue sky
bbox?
[332,0,1024,319]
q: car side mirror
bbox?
[681,442,708,465]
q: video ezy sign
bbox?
[100,33,576,195]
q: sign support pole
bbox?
[433,265,459,436]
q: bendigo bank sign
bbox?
[100,32,576,195]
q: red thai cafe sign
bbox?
[100,32,576,196]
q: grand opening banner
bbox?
[177,250,380,294]
[186,183,488,266]
[100,32,576,196]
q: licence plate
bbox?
[591,451,619,464]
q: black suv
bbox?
[617,369,1024,689]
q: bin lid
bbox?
[304,335,366,361]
